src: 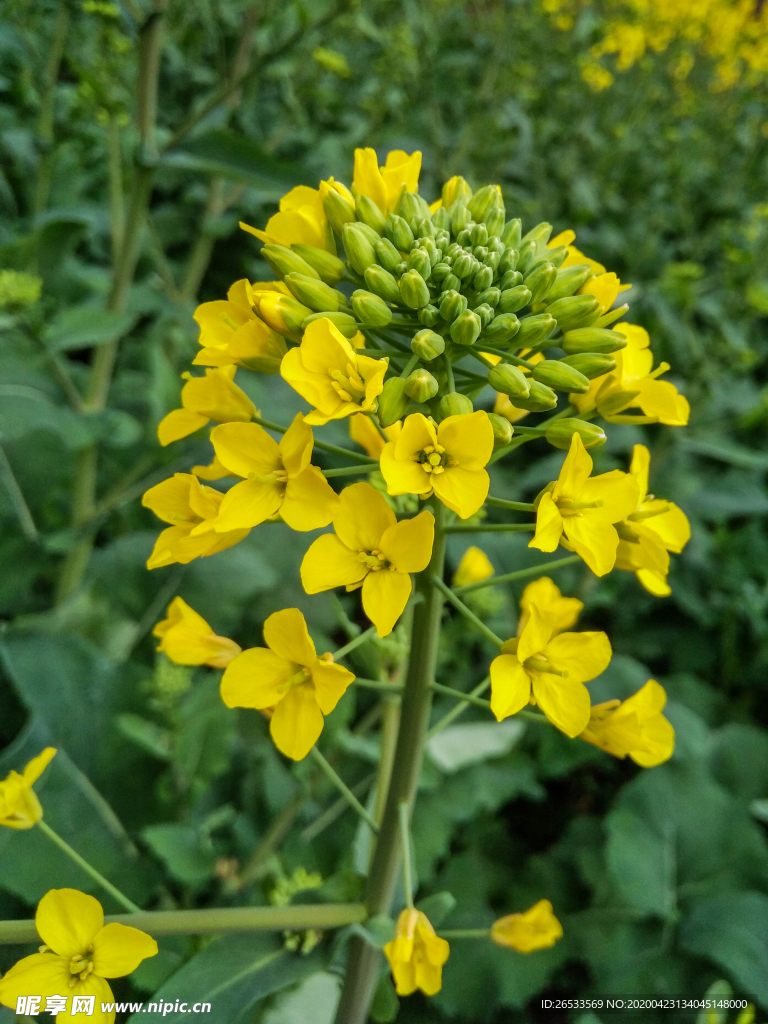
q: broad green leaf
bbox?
[426,719,525,774]
[43,303,139,352]
[0,388,91,449]
[165,130,312,190]
[141,823,216,884]
[262,971,340,1024]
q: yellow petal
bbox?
[21,747,57,786]
[494,391,530,424]
[380,441,433,496]
[270,682,324,760]
[311,660,355,716]
[0,952,73,1007]
[518,578,582,637]
[643,502,690,553]
[549,230,576,248]
[264,607,316,666]
[554,433,593,499]
[215,478,283,532]
[170,523,249,564]
[628,444,650,502]
[182,368,256,422]
[281,466,339,531]
[437,411,494,471]
[362,569,412,637]
[334,482,395,553]
[146,525,193,569]
[188,476,224,521]
[637,379,689,425]
[581,470,640,523]
[491,900,563,952]
[379,511,435,573]
[220,648,294,709]
[210,422,280,479]
[563,516,619,576]
[153,597,241,668]
[353,147,389,212]
[529,492,563,553]
[91,922,157,978]
[490,655,531,720]
[142,475,196,526]
[301,534,369,593]
[533,674,591,737]
[350,412,386,458]
[432,466,490,520]
[194,298,246,349]
[453,546,494,587]
[381,150,422,208]
[394,413,438,459]
[636,568,672,596]
[36,889,103,958]
[279,414,314,477]
[157,408,209,446]
[545,630,612,681]
[518,604,555,664]
[191,454,232,481]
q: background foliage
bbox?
[1,0,768,1021]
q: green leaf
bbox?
[166,131,312,190]
[370,971,399,1023]
[416,891,457,926]
[0,387,91,449]
[426,719,525,773]
[141,823,217,884]
[42,303,139,351]
[262,971,340,1024]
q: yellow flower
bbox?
[153,597,242,668]
[491,900,563,953]
[191,454,231,481]
[142,473,249,569]
[352,148,422,214]
[0,748,56,830]
[550,230,606,275]
[383,908,450,997]
[220,608,355,760]
[192,279,287,374]
[580,679,675,766]
[453,546,494,587]
[301,482,435,637]
[281,317,388,425]
[492,350,545,424]
[572,324,690,426]
[380,411,494,520]
[614,445,691,596]
[0,888,157,1023]
[578,271,631,313]
[156,366,256,447]
[529,433,640,576]
[210,413,339,532]
[240,184,334,251]
[252,288,311,342]
[517,576,583,636]
[490,600,611,737]
[349,412,402,458]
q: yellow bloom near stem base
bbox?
[452,546,494,587]
[580,679,675,766]
[153,597,242,668]
[0,889,157,1024]
[0,748,56,829]
[157,366,257,447]
[491,900,563,953]
[220,608,355,760]
[383,909,449,997]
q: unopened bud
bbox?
[431,262,453,283]
[417,305,442,329]
[488,362,530,399]
[408,247,432,280]
[467,185,500,224]
[262,244,320,281]
[377,377,411,427]
[476,286,501,308]
[355,194,387,234]
[498,248,519,277]
[438,391,473,419]
[561,352,617,379]
[399,269,431,309]
[284,273,345,312]
[394,261,408,278]
[500,218,522,248]
[483,250,501,272]
[443,176,473,208]
[397,192,423,229]
[302,311,358,338]
[471,223,489,247]
[532,359,590,394]
[364,265,400,304]
[524,261,557,305]
[510,379,558,411]
[441,273,461,293]
[439,290,468,322]
[473,304,494,329]
[385,213,414,252]
[258,293,313,337]
[546,246,567,269]
[404,369,439,403]
[352,290,393,328]
[292,245,346,285]
[500,270,523,291]
[412,217,436,240]
[561,328,628,354]
[435,228,451,250]
[521,221,553,247]
[488,237,505,255]
[451,200,472,235]
[433,206,452,232]
[546,264,591,302]
[516,238,538,274]
[450,309,482,346]
[374,238,401,274]
[412,329,445,360]
[545,294,601,332]
[452,253,475,279]
[323,189,357,235]
[473,264,494,292]
[516,313,556,347]
[545,418,607,450]
[481,312,520,345]
[488,412,514,448]
[498,286,532,314]
[485,205,506,239]
[420,237,440,266]
[342,223,377,275]
[456,228,473,247]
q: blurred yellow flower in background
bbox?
[383,908,450,996]
[0,748,56,830]
[154,597,242,668]
[491,899,563,952]
[580,679,675,766]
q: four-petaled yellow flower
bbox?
[490,595,611,737]
[281,317,388,425]
[192,279,287,374]
[210,414,339,532]
[380,411,494,520]
[353,148,422,214]
[240,184,335,251]
[529,433,639,576]
[142,473,249,569]
[156,366,256,447]
[614,444,691,596]
[153,597,242,668]
[572,324,689,426]
[517,576,583,636]
[491,899,563,953]
[383,908,450,997]
[453,546,494,587]
[0,748,56,830]
[301,482,435,637]
[0,888,157,1023]
[580,679,675,766]
[220,608,355,760]
[349,412,402,459]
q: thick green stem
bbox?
[334,501,447,1024]
[31,2,70,222]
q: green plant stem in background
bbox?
[398,802,415,909]
[36,819,140,913]
[301,772,377,844]
[0,445,38,542]
[372,692,402,830]
[445,523,535,533]
[427,677,492,739]
[432,578,504,648]
[30,2,70,223]
[323,465,376,478]
[430,682,492,711]
[486,496,536,512]
[310,747,380,834]
[334,625,378,661]
[352,678,405,693]
[453,554,582,596]
[438,928,490,939]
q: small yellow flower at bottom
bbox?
[491,899,563,953]
[0,748,56,829]
[579,679,675,767]
[383,908,450,997]
[220,608,355,760]
[452,546,494,587]
[153,597,242,669]
[0,888,157,1023]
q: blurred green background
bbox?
[1,1,768,1021]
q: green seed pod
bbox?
[451,201,472,235]
[524,261,557,305]
[481,312,520,345]
[374,237,402,274]
[473,264,494,292]
[417,305,442,328]
[412,329,446,360]
[532,359,590,394]
[342,223,377,275]
[546,246,567,269]
[545,294,601,332]
[431,262,453,283]
[284,273,344,312]
[291,245,346,285]
[438,391,473,419]
[385,213,415,252]
[473,303,494,329]
[453,253,475,279]
[517,238,538,274]
[471,223,489,247]
[433,206,452,232]
[302,311,358,338]
[521,221,553,248]
[498,248,519,277]
[516,312,557,347]
[397,192,423,229]
[485,205,506,238]
[323,189,357,235]
[500,270,523,291]
[404,368,439,403]
[511,379,558,411]
[476,286,501,307]
[408,247,432,280]
[501,218,522,248]
[412,216,436,239]
[443,176,473,207]
[399,269,431,309]
[378,377,411,427]
[363,264,400,304]
[467,185,500,224]
[498,285,532,314]
[355,194,387,234]
[545,418,607,451]
[439,289,468,322]
[488,362,531,399]
[561,352,617,379]
[352,289,393,328]
[450,309,482,346]
[488,412,514,448]
[441,273,461,293]
[561,328,628,354]
[546,264,592,302]
[261,244,321,281]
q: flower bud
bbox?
[524,261,557,305]
[352,289,393,327]
[439,290,468,322]
[355,194,387,234]
[516,313,556,347]
[394,261,408,278]
[342,223,377,275]
[385,213,415,252]
[561,328,628,354]
[408,247,432,280]
[452,253,475,279]
[560,353,617,379]
[501,218,522,248]
[476,286,501,307]
[500,270,523,291]
[485,205,506,238]
[467,185,500,223]
[545,418,607,450]
[378,377,411,427]
[284,272,345,312]
[473,264,494,292]
[488,362,530,398]
[545,294,601,332]
[397,192,423,229]
[431,262,453,282]
[412,329,445,360]
[450,309,482,346]
[451,200,472,235]
[521,221,553,247]
[483,250,501,272]
[473,303,494,329]
[323,189,356,235]
[470,223,489,247]
[404,369,439,403]
[443,176,473,207]
[498,248,519,277]
[417,305,442,329]
[474,246,489,261]
[420,237,440,265]
[546,245,567,269]
[441,273,461,293]
[488,236,505,255]
[364,264,400,304]
[261,243,321,281]
[433,206,452,232]
[258,293,313,336]
[412,217,436,240]
[516,238,538,274]
[488,412,514,447]
[511,379,558,411]
[302,310,358,338]
[291,245,346,285]
[546,264,592,302]
[438,391,473,419]
[498,286,532,314]
[399,269,431,309]
[435,228,451,250]
[456,228,473,247]
[482,312,520,345]
[374,237,402,274]
[532,359,590,394]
